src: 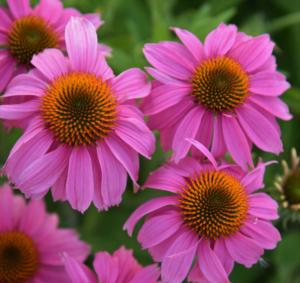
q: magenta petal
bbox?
[171,27,205,62]
[211,115,226,158]
[204,23,237,57]
[130,265,160,283]
[111,68,151,102]
[222,114,253,169]
[0,100,40,120]
[124,196,178,236]
[31,49,68,81]
[225,232,263,268]
[0,7,12,32]
[96,142,127,207]
[161,230,199,283]
[0,185,14,231]
[172,106,204,162]
[66,147,94,212]
[198,239,230,283]
[241,163,267,193]
[214,239,234,274]
[93,252,119,283]
[241,220,281,250]
[34,0,63,26]
[65,17,98,73]
[145,67,181,84]
[7,0,31,19]
[0,51,16,92]
[92,47,114,81]
[138,210,182,248]
[237,104,282,154]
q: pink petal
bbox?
[229,35,274,73]
[198,239,230,283]
[241,220,281,250]
[222,114,253,170]
[111,68,151,102]
[130,265,160,283]
[143,83,191,115]
[105,133,139,186]
[65,17,98,72]
[66,147,94,212]
[52,167,67,201]
[171,27,205,62]
[248,193,279,220]
[124,196,179,236]
[204,23,237,57]
[93,252,119,283]
[237,104,282,154]
[0,185,14,231]
[0,7,12,32]
[172,106,205,162]
[162,230,199,283]
[84,13,103,29]
[214,239,234,273]
[96,142,127,207]
[0,51,15,92]
[18,146,70,197]
[31,49,69,81]
[249,71,290,96]
[248,95,291,120]
[145,67,182,84]
[116,116,155,159]
[225,232,264,267]
[7,0,31,19]
[211,115,226,158]
[138,210,182,248]
[144,43,193,80]
[92,47,114,81]
[33,0,63,26]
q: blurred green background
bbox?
[1,0,300,282]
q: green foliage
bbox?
[1,0,300,282]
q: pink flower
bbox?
[124,140,281,283]
[0,183,89,283]
[63,246,160,283]
[142,23,291,169]
[0,17,154,212]
[0,0,109,92]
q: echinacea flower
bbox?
[124,140,281,283]
[0,183,89,283]
[0,0,109,92]
[275,148,300,211]
[63,246,160,283]
[142,23,291,168]
[0,17,154,212]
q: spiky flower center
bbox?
[42,72,117,146]
[0,231,39,283]
[8,15,59,66]
[179,171,248,239]
[192,56,249,112]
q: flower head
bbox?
[0,17,154,212]
[142,23,291,168]
[64,246,160,283]
[0,0,108,92]
[0,183,89,283]
[124,140,281,283]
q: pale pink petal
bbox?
[237,104,282,153]
[248,95,291,120]
[144,43,193,80]
[241,220,281,250]
[198,239,230,283]
[66,147,94,212]
[111,68,151,102]
[211,115,226,158]
[222,114,253,169]
[171,27,205,62]
[138,210,182,248]
[84,13,103,29]
[172,106,205,162]
[204,23,237,57]
[7,0,31,19]
[248,193,279,220]
[162,229,199,283]
[18,146,70,197]
[65,17,98,72]
[124,196,179,236]
[116,117,155,159]
[96,142,127,207]
[31,49,69,81]
[93,252,119,283]
[143,83,191,115]
[249,71,290,96]
[229,35,274,73]
[130,265,160,283]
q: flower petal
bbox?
[0,100,40,120]
[7,0,31,18]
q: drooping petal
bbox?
[66,147,94,212]
[211,115,226,158]
[214,239,234,274]
[0,100,40,120]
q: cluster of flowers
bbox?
[0,0,291,282]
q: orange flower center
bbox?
[0,231,39,283]
[192,56,249,112]
[8,15,59,66]
[42,72,117,146]
[179,170,248,239]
